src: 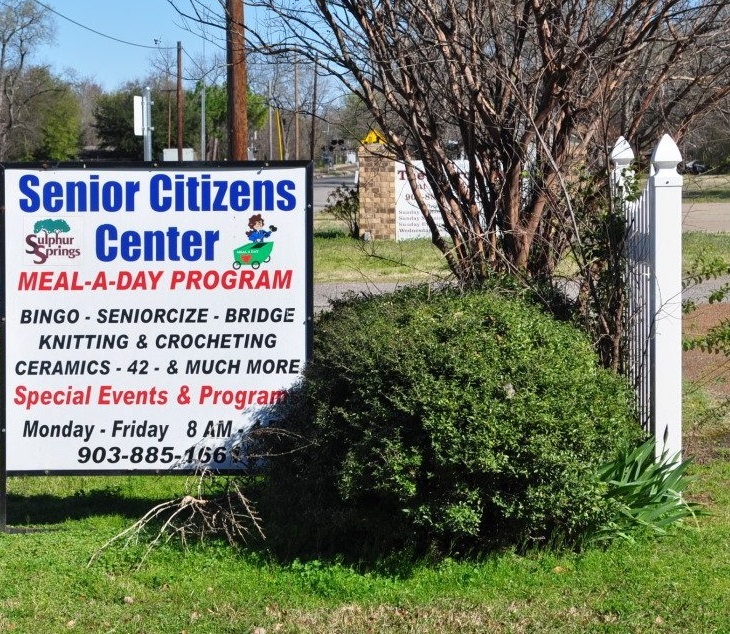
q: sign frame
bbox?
[1,160,313,478]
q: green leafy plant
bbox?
[322,185,360,238]
[590,437,701,545]
[260,286,642,559]
[683,254,730,314]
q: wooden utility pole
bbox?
[268,80,273,160]
[177,41,184,160]
[309,57,318,161]
[294,55,299,160]
[227,0,248,160]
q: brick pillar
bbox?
[357,144,396,239]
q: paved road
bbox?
[313,173,357,212]
[683,202,730,233]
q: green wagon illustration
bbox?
[232,241,273,269]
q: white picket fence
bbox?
[610,135,683,461]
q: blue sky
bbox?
[33,0,224,90]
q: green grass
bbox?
[2,379,730,633]
[313,171,730,285]
[314,234,450,283]
[684,382,730,462]
[1,461,729,633]
[312,230,730,286]
[683,231,730,273]
[683,174,730,202]
[313,215,451,283]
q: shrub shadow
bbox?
[313,228,349,239]
[5,490,173,527]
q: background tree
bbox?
[168,3,354,161]
[236,0,730,267]
[29,72,82,160]
[257,57,340,161]
[0,0,62,160]
[211,0,730,369]
[681,99,730,172]
[195,80,226,158]
[191,80,267,159]
[93,84,145,159]
[93,77,200,160]
[0,66,81,160]
[336,92,375,146]
[94,76,269,161]
[71,77,103,150]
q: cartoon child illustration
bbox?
[246,214,278,243]
[232,215,279,269]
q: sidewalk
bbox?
[314,281,403,313]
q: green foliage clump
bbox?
[322,185,359,238]
[591,437,700,545]
[261,286,642,558]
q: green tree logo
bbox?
[34,219,71,234]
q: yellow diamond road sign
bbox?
[362,129,385,144]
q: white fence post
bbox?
[614,135,683,462]
[649,134,683,461]
[610,137,634,195]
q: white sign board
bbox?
[394,160,468,241]
[2,163,312,473]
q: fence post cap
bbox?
[651,134,682,170]
[611,137,634,165]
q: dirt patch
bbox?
[684,303,730,398]
[683,303,730,461]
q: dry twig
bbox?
[88,469,264,569]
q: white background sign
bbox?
[3,164,312,473]
[394,160,468,241]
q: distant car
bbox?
[683,160,708,174]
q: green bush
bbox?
[261,286,642,558]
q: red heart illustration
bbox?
[242,254,252,263]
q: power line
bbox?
[32,0,176,50]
